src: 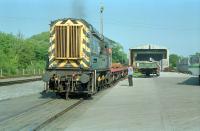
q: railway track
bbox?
[33,99,83,131]
[0,99,55,123]
[0,98,83,130]
[0,76,41,86]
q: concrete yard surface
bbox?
[0,81,44,101]
[0,76,41,83]
[41,72,200,131]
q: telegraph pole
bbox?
[100,3,104,40]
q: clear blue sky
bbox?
[0,0,200,56]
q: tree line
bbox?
[169,53,200,69]
[0,32,49,75]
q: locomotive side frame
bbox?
[43,68,127,99]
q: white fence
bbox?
[0,68,44,78]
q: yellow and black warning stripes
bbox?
[49,59,81,68]
[48,19,91,69]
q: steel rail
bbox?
[33,98,84,131]
[0,99,55,123]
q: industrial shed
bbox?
[129,44,169,71]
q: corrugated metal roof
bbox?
[130,44,167,50]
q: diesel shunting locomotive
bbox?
[42,18,127,99]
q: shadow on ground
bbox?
[40,91,93,100]
[40,91,59,99]
[120,84,129,87]
[134,75,159,78]
[178,77,200,86]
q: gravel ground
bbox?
[0,81,44,101]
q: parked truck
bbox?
[135,61,160,76]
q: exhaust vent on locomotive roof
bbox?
[55,25,82,59]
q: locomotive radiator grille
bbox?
[55,25,81,59]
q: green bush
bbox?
[0,32,49,77]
